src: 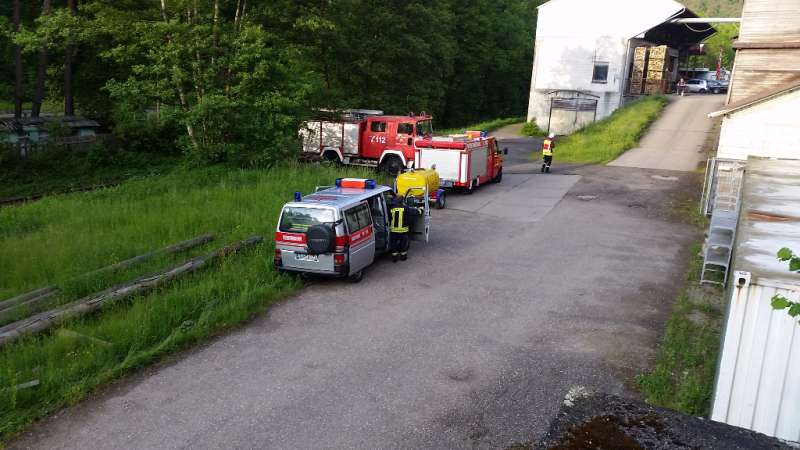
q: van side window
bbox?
[370,121,386,132]
[397,123,413,135]
[344,203,372,232]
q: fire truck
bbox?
[414,135,505,192]
[300,109,434,175]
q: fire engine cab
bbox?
[300,109,434,175]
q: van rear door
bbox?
[343,202,376,274]
[276,205,337,274]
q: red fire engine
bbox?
[299,109,434,175]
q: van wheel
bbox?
[348,270,363,283]
[381,156,403,176]
[436,192,446,209]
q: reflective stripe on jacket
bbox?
[542,139,554,156]
[390,207,409,233]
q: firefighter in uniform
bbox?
[389,196,422,262]
[542,132,556,173]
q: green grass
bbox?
[542,96,667,164]
[0,163,374,441]
[638,243,725,416]
[437,116,525,135]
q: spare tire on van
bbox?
[306,224,336,254]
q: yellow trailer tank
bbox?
[396,169,440,198]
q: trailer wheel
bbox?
[381,156,403,176]
[436,191,446,209]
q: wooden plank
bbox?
[0,234,214,319]
[0,287,57,313]
[0,236,263,348]
[79,233,215,280]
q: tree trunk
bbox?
[0,236,264,348]
[13,0,23,120]
[32,0,53,118]
[160,0,199,151]
[63,0,78,116]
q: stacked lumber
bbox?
[630,46,648,94]
[645,45,669,95]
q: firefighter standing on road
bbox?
[389,196,422,262]
[542,133,556,173]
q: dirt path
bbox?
[10,146,700,450]
[490,123,525,140]
[609,94,723,172]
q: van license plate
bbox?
[295,253,319,262]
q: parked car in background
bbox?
[707,80,729,94]
[685,79,709,94]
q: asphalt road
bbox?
[11,142,700,450]
[609,94,723,171]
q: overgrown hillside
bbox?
[683,0,743,17]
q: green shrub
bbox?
[521,121,546,137]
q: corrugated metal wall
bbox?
[712,277,800,442]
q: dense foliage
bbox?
[683,0,742,71]
[2,0,542,164]
[683,0,743,17]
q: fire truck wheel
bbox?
[348,270,364,283]
[381,156,403,176]
[464,180,475,195]
[322,152,340,165]
[306,224,335,254]
[436,192,446,209]
[493,168,503,183]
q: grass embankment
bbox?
[437,116,524,135]
[520,121,547,137]
[0,164,372,440]
[545,96,667,164]
[638,241,725,416]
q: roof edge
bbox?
[708,79,800,118]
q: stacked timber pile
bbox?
[645,45,668,95]
[630,46,648,95]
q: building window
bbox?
[592,63,609,84]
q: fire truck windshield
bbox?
[416,120,433,137]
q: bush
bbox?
[111,108,183,155]
[521,121,546,137]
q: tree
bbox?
[13,0,22,119]
[31,0,52,118]
[63,0,78,116]
[770,248,800,321]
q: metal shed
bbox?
[712,157,800,443]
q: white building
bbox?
[527,0,713,134]
[709,81,800,161]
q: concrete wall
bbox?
[717,89,800,160]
